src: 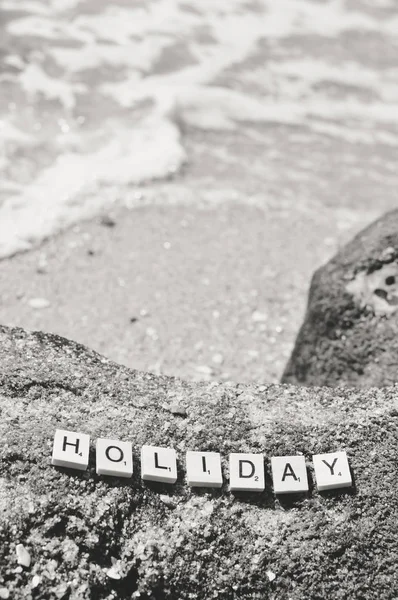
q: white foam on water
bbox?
[0,113,185,258]
[1,0,398,258]
[1,0,49,14]
[17,64,86,110]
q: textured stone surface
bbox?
[1,324,398,599]
[282,209,398,388]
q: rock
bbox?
[1,324,398,598]
[168,403,187,417]
[105,565,122,580]
[31,575,41,589]
[15,544,31,567]
[282,209,398,387]
[159,494,177,508]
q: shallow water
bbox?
[1,0,398,258]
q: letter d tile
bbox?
[229,453,265,492]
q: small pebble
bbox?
[0,588,9,599]
[146,327,158,339]
[195,365,213,375]
[379,246,395,261]
[31,575,41,589]
[212,353,224,365]
[100,215,116,227]
[169,404,187,417]
[106,566,121,580]
[252,310,267,322]
[266,570,276,582]
[16,543,31,567]
[28,298,50,310]
[159,494,177,508]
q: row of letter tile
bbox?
[52,430,352,492]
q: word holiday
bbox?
[51,430,352,493]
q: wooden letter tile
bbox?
[186,451,223,488]
[271,455,309,494]
[313,451,352,491]
[141,445,177,483]
[229,453,265,492]
[51,429,90,471]
[96,438,133,478]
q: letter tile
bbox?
[271,455,309,494]
[229,453,265,492]
[96,438,133,478]
[51,429,90,471]
[313,450,352,491]
[186,451,223,488]
[141,445,177,483]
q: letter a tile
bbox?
[271,455,309,494]
[96,438,133,478]
[51,429,90,471]
[313,451,352,491]
[141,445,177,483]
[186,451,223,488]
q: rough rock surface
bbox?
[1,324,398,599]
[282,209,398,388]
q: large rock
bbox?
[1,324,398,599]
[282,209,398,387]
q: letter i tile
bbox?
[51,429,90,471]
[96,438,133,478]
[313,451,352,491]
[186,451,223,488]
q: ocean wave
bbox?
[0,0,397,257]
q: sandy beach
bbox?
[0,172,392,385]
[1,0,398,384]
[3,2,398,597]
